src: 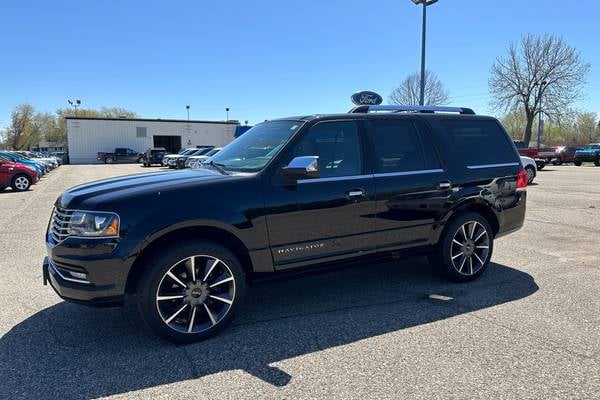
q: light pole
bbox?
[67,99,81,116]
[411,0,438,106]
[186,105,190,120]
[225,107,230,121]
[536,80,547,148]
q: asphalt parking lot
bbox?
[1,164,599,399]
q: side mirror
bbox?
[282,156,320,180]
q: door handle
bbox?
[438,181,452,190]
[346,189,365,199]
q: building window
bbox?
[136,127,147,138]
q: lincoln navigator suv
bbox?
[43,104,528,343]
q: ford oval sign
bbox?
[351,91,383,106]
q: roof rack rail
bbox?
[349,105,475,115]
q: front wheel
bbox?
[594,159,600,167]
[428,212,494,282]
[552,158,562,166]
[574,160,582,166]
[11,174,31,191]
[105,157,114,164]
[137,240,246,343]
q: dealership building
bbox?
[66,116,239,164]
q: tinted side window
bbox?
[370,119,440,173]
[292,121,362,178]
[441,119,518,166]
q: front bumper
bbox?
[43,257,124,307]
[43,236,139,307]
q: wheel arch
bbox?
[125,225,254,294]
[437,200,500,243]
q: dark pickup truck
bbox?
[97,148,143,164]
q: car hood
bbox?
[58,168,229,209]
[4,162,34,171]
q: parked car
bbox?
[97,148,143,164]
[0,155,39,191]
[520,156,537,184]
[142,147,167,167]
[17,151,58,170]
[175,146,214,169]
[552,146,582,165]
[186,147,222,168]
[513,141,555,169]
[42,103,527,344]
[0,151,45,177]
[163,148,197,167]
[13,151,53,173]
[574,143,600,166]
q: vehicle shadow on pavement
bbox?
[0,258,538,399]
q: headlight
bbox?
[68,211,120,237]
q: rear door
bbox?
[368,117,452,252]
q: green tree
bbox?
[7,104,36,150]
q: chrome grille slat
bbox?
[49,207,74,244]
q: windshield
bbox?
[586,144,600,149]
[205,148,219,157]
[209,120,302,172]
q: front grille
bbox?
[49,207,74,243]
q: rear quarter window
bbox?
[440,119,518,166]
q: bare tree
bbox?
[389,70,450,106]
[489,34,590,146]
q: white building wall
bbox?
[67,118,237,164]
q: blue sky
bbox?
[1,0,599,128]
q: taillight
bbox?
[516,169,527,190]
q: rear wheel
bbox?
[594,159,600,167]
[525,166,536,184]
[428,212,494,282]
[574,160,582,166]
[137,240,246,343]
[105,157,114,164]
[11,174,31,191]
[552,158,562,166]
[536,160,545,170]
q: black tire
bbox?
[428,212,494,282]
[525,165,536,184]
[11,174,31,192]
[136,239,246,344]
[552,158,562,166]
[105,157,114,164]
[536,161,545,170]
[594,159,600,167]
[574,160,582,166]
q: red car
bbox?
[0,156,39,192]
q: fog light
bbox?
[68,270,88,280]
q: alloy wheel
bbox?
[155,255,236,334]
[450,221,490,276]
[14,176,29,191]
[526,167,535,183]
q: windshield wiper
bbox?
[207,160,229,175]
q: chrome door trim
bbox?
[467,162,520,169]
[373,169,444,178]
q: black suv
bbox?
[43,104,528,343]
